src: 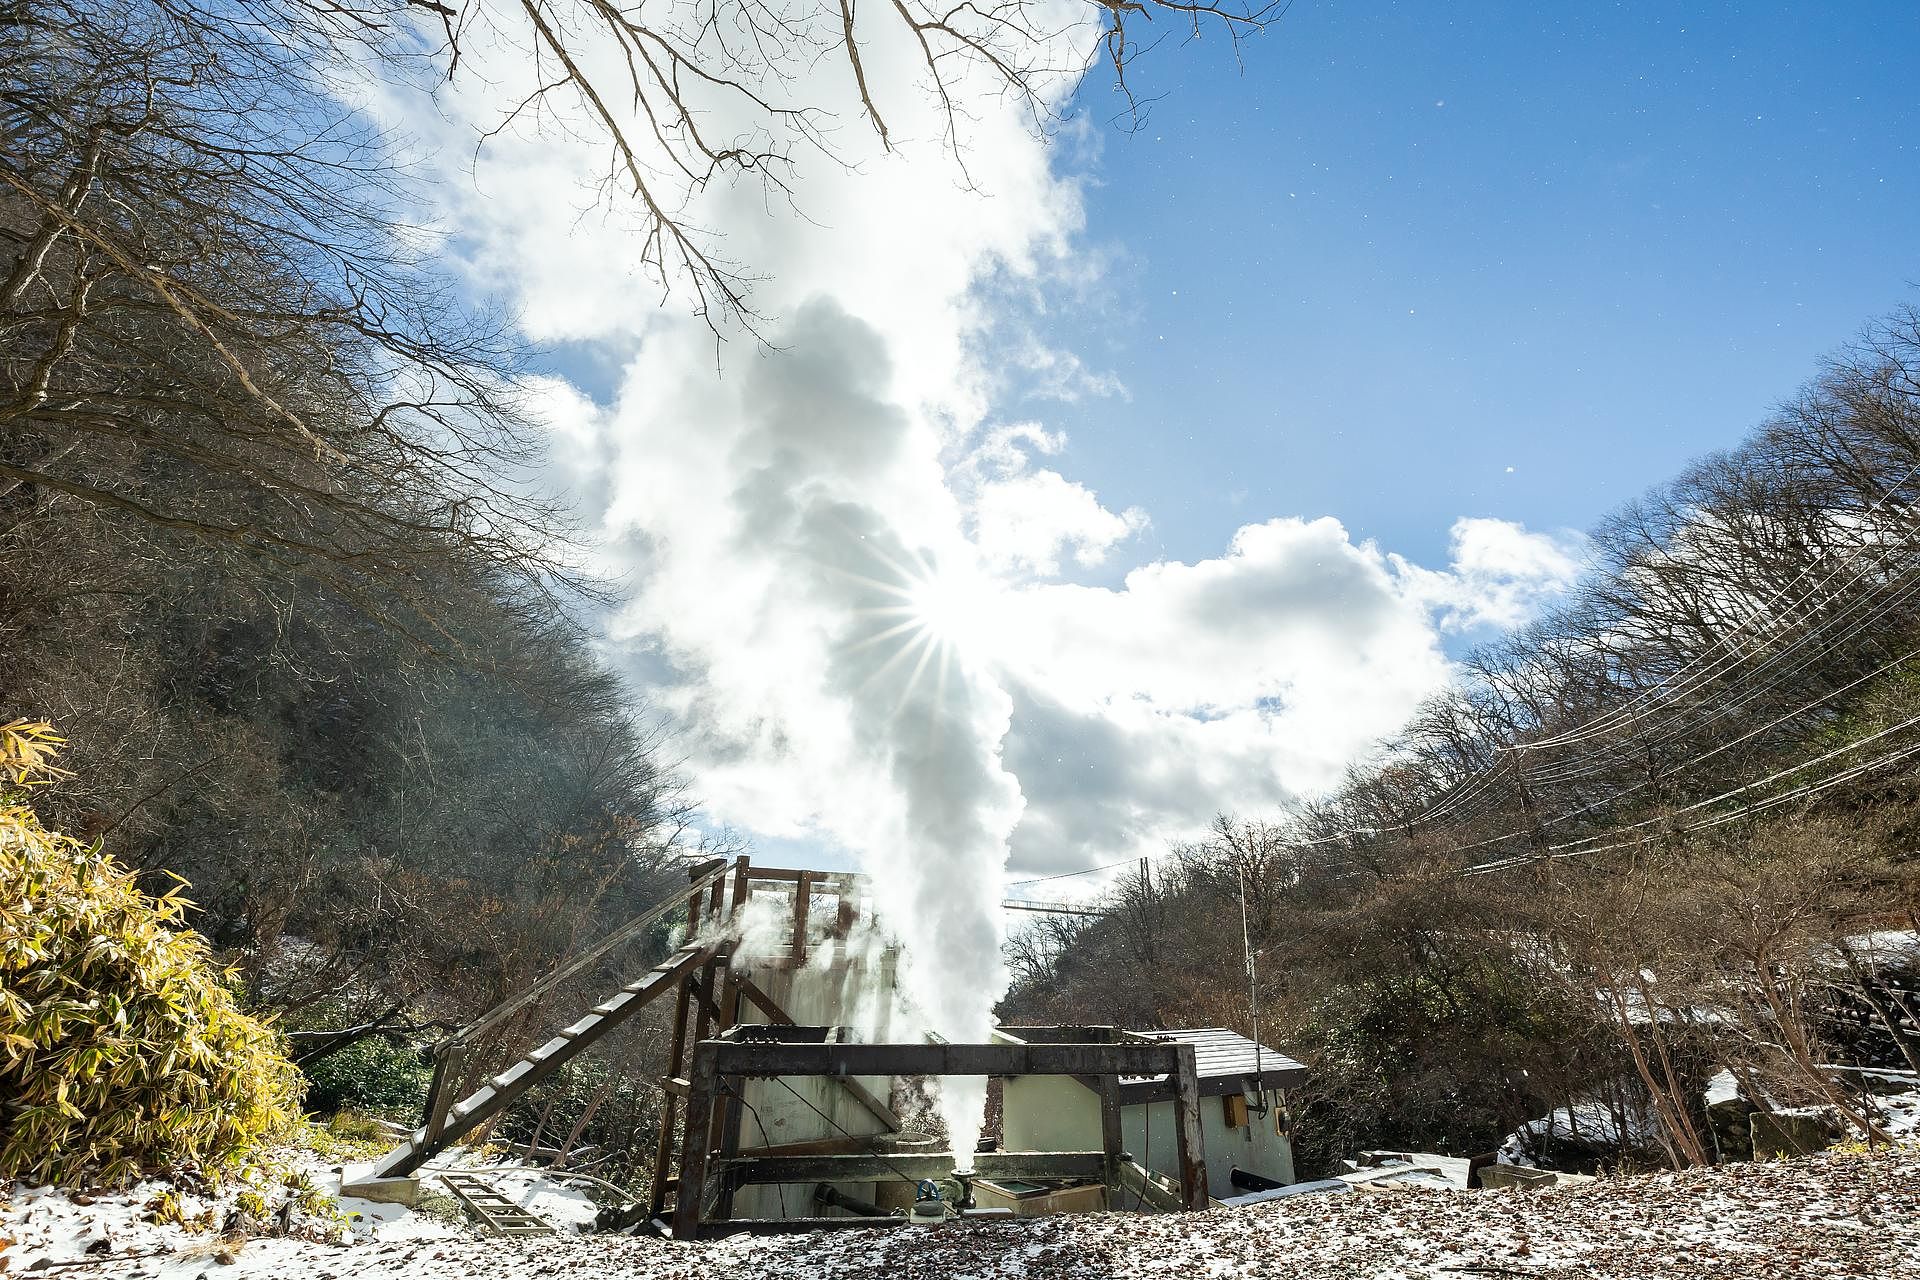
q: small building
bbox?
[999,1027,1307,1200]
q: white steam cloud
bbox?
[364,3,1582,1160]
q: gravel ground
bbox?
[8,1148,1918,1279]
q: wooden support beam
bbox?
[672,1041,721,1241]
[711,906,747,1222]
[682,1036,1209,1216]
[730,1135,886,1159]
[704,1038,1186,1080]
[423,1042,462,1145]
[645,969,697,1220]
[790,873,811,964]
[1170,1042,1209,1211]
[1098,1070,1123,1186]
[721,1151,1106,1186]
[743,866,860,887]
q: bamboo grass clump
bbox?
[0,721,301,1184]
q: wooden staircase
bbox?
[366,940,722,1180]
[351,853,880,1235]
[358,860,735,1183]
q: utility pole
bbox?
[1139,856,1156,964]
[1236,860,1265,1109]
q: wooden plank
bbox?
[722,1151,1105,1186]
[672,1041,721,1240]
[706,1039,1184,1080]
[790,873,811,964]
[743,866,860,887]
[370,940,720,1179]
[1113,1159,1185,1212]
[646,968,697,1220]
[711,892,747,1222]
[1098,1070,1123,1185]
[423,1042,462,1144]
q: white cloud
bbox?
[1393,517,1586,632]
[960,423,1146,576]
[986,517,1443,874]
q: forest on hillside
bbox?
[0,0,719,1178]
[1003,315,1920,1176]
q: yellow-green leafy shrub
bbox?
[0,721,301,1184]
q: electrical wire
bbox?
[1517,562,1920,786]
[1462,714,1920,875]
[1517,641,1920,830]
[1507,474,1920,752]
[1005,854,1145,888]
[731,1085,788,1217]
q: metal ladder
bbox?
[440,1172,557,1237]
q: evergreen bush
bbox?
[301,1036,431,1119]
[0,722,301,1184]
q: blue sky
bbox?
[1034,1,1920,574]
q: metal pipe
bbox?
[813,1184,893,1218]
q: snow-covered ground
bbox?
[6,1146,1918,1279]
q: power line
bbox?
[1518,562,1920,786]
[1004,854,1142,888]
[1462,710,1920,875]
[1506,471,1920,753]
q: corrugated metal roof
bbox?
[1119,1027,1305,1084]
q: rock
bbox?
[1749,1111,1838,1159]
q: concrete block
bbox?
[1478,1164,1558,1190]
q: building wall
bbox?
[1001,1075,1296,1201]
[1001,1074,1102,1152]
[1121,1089,1295,1198]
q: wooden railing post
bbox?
[672,1041,721,1240]
[1170,1042,1209,1210]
